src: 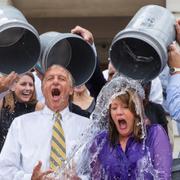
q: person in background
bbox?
[0,65,90,179]
[0,72,43,151]
[103,60,116,82]
[79,76,172,179]
[72,84,95,115]
[166,43,180,122]
[166,19,180,122]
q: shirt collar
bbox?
[42,105,70,121]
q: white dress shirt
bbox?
[0,106,90,180]
[149,77,163,104]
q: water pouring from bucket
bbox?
[0,5,41,75]
[109,4,176,82]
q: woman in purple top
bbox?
[79,76,172,180]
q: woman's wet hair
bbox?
[108,89,143,146]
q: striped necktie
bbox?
[50,112,66,170]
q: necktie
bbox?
[50,112,66,170]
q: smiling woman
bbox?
[0,72,43,151]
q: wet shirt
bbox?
[87,125,172,180]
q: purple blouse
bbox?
[87,124,172,180]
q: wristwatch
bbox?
[169,67,180,74]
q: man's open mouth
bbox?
[51,88,61,100]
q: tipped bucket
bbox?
[109,5,175,82]
[0,5,40,74]
[39,32,96,86]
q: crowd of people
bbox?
[0,17,180,180]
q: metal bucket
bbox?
[39,32,96,86]
[0,5,40,74]
[109,5,175,82]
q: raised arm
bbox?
[0,72,17,93]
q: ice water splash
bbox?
[136,151,158,180]
[47,75,161,179]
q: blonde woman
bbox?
[0,72,43,151]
